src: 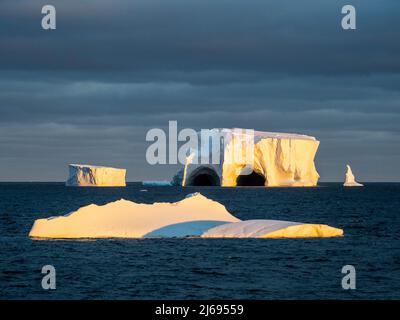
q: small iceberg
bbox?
[343,165,363,187]
[142,180,172,187]
[29,194,343,239]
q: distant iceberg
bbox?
[343,165,363,187]
[66,164,126,187]
[29,193,343,239]
[142,180,172,187]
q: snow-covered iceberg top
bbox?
[66,164,126,187]
[252,130,316,141]
[343,165,363,187]
[29,193,343,239]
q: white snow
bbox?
[66,164,126,187]
[344,165,363,187]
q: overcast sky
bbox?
[0,0,399,182]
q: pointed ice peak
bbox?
[344,164,363,187]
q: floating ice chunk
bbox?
[343,165,363,187]
[202,220,343,238]
[142,181,172,187]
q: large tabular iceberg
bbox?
[29,193,343,239]
[343,165,363,187]
[66,164,126,187]
[173,129,320,187]
[29,193,239,238]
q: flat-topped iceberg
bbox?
[66,164,126,187]
[173,129,320,187]
[343,165,363,187]
[29,193,343,239]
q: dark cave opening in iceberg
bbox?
[186,167,221,186]
[236,171,265,186]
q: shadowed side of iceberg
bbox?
[143,220,230,238]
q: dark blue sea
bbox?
[0,183,399,299]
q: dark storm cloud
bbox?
[0,0,399,181]
[1,0,399,75]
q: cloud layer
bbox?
[0,0,399,181]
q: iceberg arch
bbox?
[236,170,266,186]
[175,129,320,187]
[185,166,221,186]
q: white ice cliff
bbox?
[343,165,363,187]
[29,193,343,239]
[173,129,320,187]
[66,164,126,187]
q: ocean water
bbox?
[0,182,399,299]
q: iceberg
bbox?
[343,165,363,187]
[29,193,239,239]
[66,164,126,187]
[173,129,320,187]
[142,180,172,187]
[29,193,343,239]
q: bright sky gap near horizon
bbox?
[0,0,399,182]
